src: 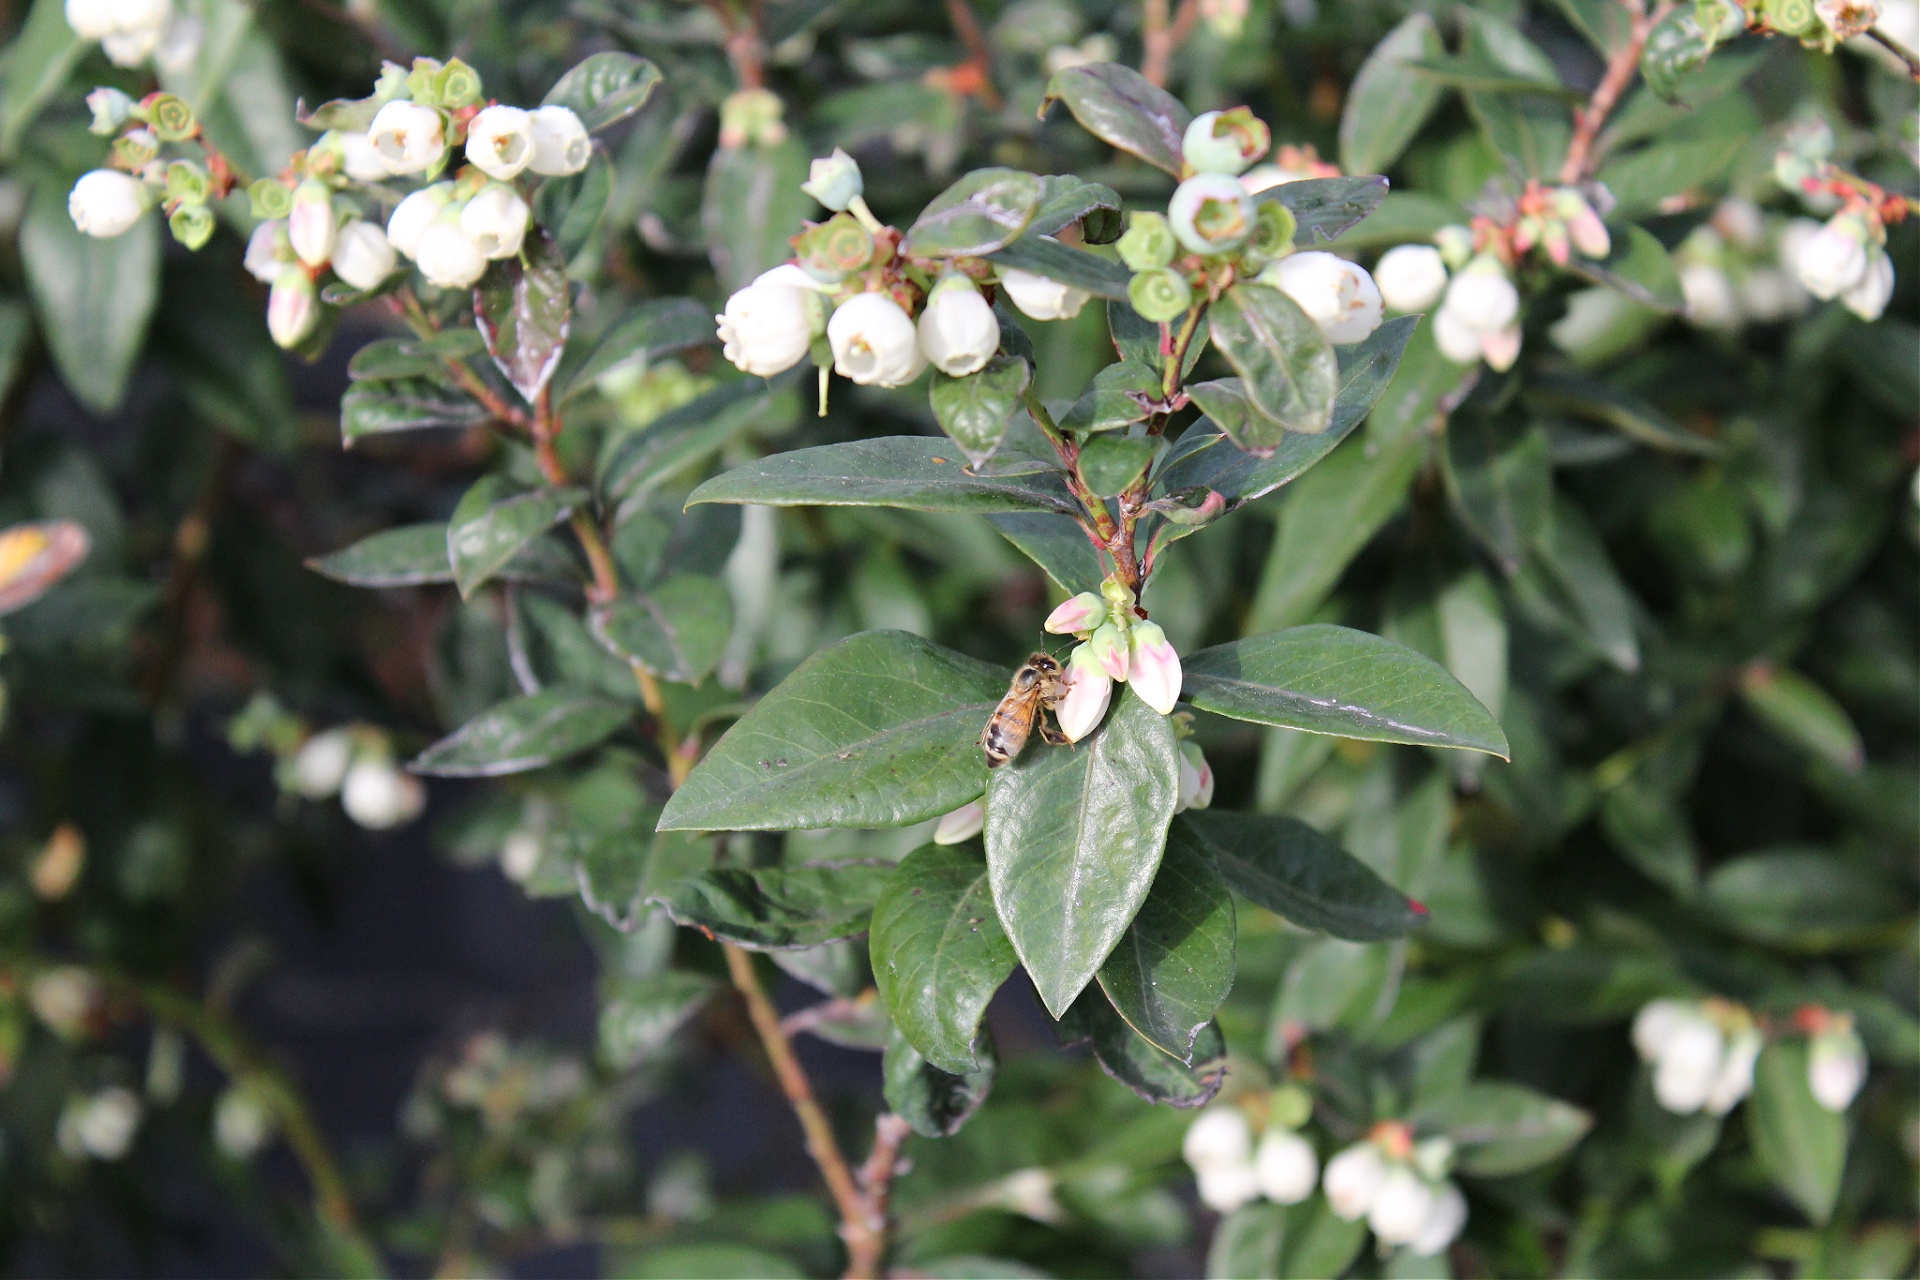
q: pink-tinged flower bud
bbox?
[266,269,319,350]
[933,799,984,845]
[464,104,534,180]
[1177,741,1214,812]
[528,105,592,176]
[917,275,999,377]
[331,219,396,292]
[1792,212,1872,299]
[999,262,1090,320]
[1368,1163,1439,1246]
[1044,591,1104,635]
[1480,323,1522,372]
[243,221,290,285]
[1322,1141,1386,1220]
[367,99,447,176]
[287,179,336,268]
[1841,247,1894,321]
[1054,644,1114,742]
[1253,1128,1317,1204]
[67,169,151,238]
[1088,621,1130,681]
[1258,250,1383,344]
[1808,1024,1868,1112]
[827,291,926,387]
[1703,1026,1761,1115]
[1564,199,1611,260]
[386,182,453,259]
[1126,620,1181,715]
[1410,1180,1468,1256]
[459,182,529,260]
[1183,1106,1254,1171]
[1374,244,1448,312]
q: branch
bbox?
[942,0,1002,108]
[1559,0,1673,185]
[1141,0,1203,89]
[1865,26,1920,80]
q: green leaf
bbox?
[1078,434,1157,497]
[1095,829,1235,1062]
[1058,992,1226,1108]
[1028,175,1124,240]
[599,971,719,1068]
[1598,134,1746,222]
[1528,496,1641,672]
[1176,810,1424,941]
[703,136,811,293]
[1156,316,1416,507]
[1639,7,1727,104]
[687,437,1078,516]
[542,51,662,132]
[1208,1200,1370,1280]
[1738,666,1865,773]
[658,631,1005,831]
[870,843,1016,1075]
[986,235,1133,300]
[1598,779,1699,897]
[21,189,159,417]
[1207,1205,1287,1280]
[885,1022,995,1138]
[1525,370,1713,454]
[1256,176,1392,247]
[0,0,85,159]
[561,297,714,400]
[535,154,612,266]
[591,575,732,684]
[903,168,1045,258]
[1207,284,1338,442]
[985,689,1180,1018]
[986,513,1104,595]
[348,330,484,381]
[1458,11,1571,179]
[1061,359,1158,434]
[1183,625,1510,756]
[475,229,571,402]
[411,688,632,777]
[1748,1041,1846,1224]
[447,477,583,598]
[307,524,457,587]
[1411,1081,1593,1176]
[340,379,489,443]
[1339,13,1448,174]
[1041,62,1193,176]
[930,357,1030,467]
[1563,225,1688,314]
[623,1245,805,1280]
[1703,848,1909,950]
[1442,416,1551,574]
[651,863,894,949]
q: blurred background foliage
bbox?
[0,0,1913,1276]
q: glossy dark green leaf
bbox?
[1411,1081,1593,1176]
[1599,779,1699,897]
[870,843,1016,1075]
[308,524,456,587]
[1176,810,1424,941]
[1530,496,1641,672]
[448,477,583,598]
[1748,1041,1846,1224]
[1207,284,1338,442]
[1095,831,1235,1062]
[341,379,489,442]
[703,136,811,292]
[1255,176,1391,248]
[411,688,632,777]
[474,229,571,402]
[985,689,1180,1018]
[903,168,1045,258]
[1564,225,1688,314]
[986,513,1104,595]
[885,1022,995,1138]
[1704,848,1909,950]
[1339,13,1447,174]
[1639,6,1727,104]
[347,330,484,381]
[1061,359,1159,434]
[543,51,663,132]
[652,863,895,949]
[1183,625,1510,756]
[930,357,1030,467]
[1738,667,1864,774]
[0,0,84,159]
[561,297,715,399]
[1041,62,1193,176]
[591,575,732,684]
[599,971,720,1068]
[1058,992,1226,1108]
[769,939,869,998]
[658,631,1005,831]
[687,436,1078,515]
[986,235,1133,300]
[1458,11,1570,179]
[1443,416,1551,573]
[21,190,159,417]
[1078,434,1157,497]
[1028,175,1124,240]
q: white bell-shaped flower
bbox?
[827,291,927,387]
[1259,250,1384,344]
[917,276,999,377]
[999,264,1090,321]
[1375,244,1449,313]
[1367,1163,1438,1246]
[387,183,454,259]
[1252,1128,1318,1204]
[1322,1141,1386,1220]
[465,104,535,180]
[717,266,822,378]
[368,99,447,176]
[1410,1180,1468,1256]
[67,169,150,238]
[332,220,397,292]
[459,182,530,260]
[528,105,592,176]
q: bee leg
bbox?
[1038,717,1071,747]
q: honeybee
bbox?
[981,652,1070,768]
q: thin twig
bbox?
[942,0,1003,108]
[1141,0,1203,89]
[1559,0,1673,185]
[1865,27,1920,80]
[142,437,235,707]
[857,1114,914,1252]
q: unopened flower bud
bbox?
[1375,244,1449,312]
[415,214,488,289]
[1128,266,1194,323]
[1197,1161,1262,1212]
[332,219,396,292]
[801,146,864,211]
[1252,1127,1316,1203]
[1183,1106,1254,1170]
[266,269,319,350]
[717,265,823,378]
[1651,1011,1724,1114]
[387,182,454,259]
[1322,1141,1386,1220]
[60,1087,141,1161]
[341,758,426,829]
[243,220,290,284]
[338,129,390,182]
[213,1084,275,1159]
[827,291,926,388]
[86,86,134,134]
[933,799,985,844]
[288,179,336,267]
[67,169,150,238]
[1841,247,1894,320]
[1411,1180,1468,1256]
[1792,212,1872,299]
[1088,621,1130,681]
[1369,1163,1439,1246]
[1126,619,1182,715]
[1558,191,1611,259]
[1177,741,1214,812]
[1481,323,1522,372]
[1259,250,1383,343]
[1808,1023,1868,1111]
[1117,210,1177,271]
[368,99,447,176]
[1704,1025,1761,1115]
[459,182,529,260]
[999,263,1089,321]
[1044,591,1104,635]
[1681,263,1742,329]
[917,275,999,377]
[1055,643,1114,742]
[527,104,591,176]
[464,103,534,180]
[1168,172,1255,256]
[30,823,85,900]
[1181,107,1271,176]
[1441,256,1520,332]
[290,727,353,798]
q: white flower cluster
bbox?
[1043,577,1183,737]
[65,0,196,69]
[1323,1128,1468,1256]
[57,1086,143,1161]
[1182,1104,1320,1213]
[1631,999,1762,1115]
[1785,210,1896,321]
[287,725,426,831]
[1673,198,1814,330]
[1375,232,1525,371]
[1260,251,1384,344]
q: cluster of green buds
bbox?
[1699,0,1891,50]
[70,90,234,249]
